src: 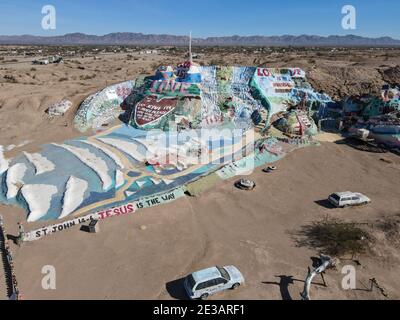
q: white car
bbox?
[328,192,371,208]
[184,266,244,300]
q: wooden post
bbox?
[320,272,327,287]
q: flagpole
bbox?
[189,31,193,64]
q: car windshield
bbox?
[330,194,341,201]
[186,275,196,290]
[217,267,230,281]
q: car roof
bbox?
[333,191,356,197]
[191,267,221,283]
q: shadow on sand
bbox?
[335,138,388,154]
[166,278,189,300]
[6,234,19,245]
[314,199,336,209]
[262,276,297,300]
[263,257,328,300]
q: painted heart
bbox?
[134,96,178,126]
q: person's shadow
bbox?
[166,278,189,300]
[262,275,299,300]
[6,234,19,245]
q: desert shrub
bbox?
[80,74,96,80]
[3,75,17,83]
[30,67,37,71]
[294,217,373,257]
[59,77,68,82]
[375,216,400,244]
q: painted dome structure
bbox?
[0,62,330,224]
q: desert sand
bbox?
[0,47,399,300]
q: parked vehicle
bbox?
[328,192,371,208]
[32,56,63,65]
[32,59,49,65]
[235,179,256,190]
[262,165,277,173]
[184,266,244,300]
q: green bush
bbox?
[294,217,373,257]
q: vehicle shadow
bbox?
[166,278,190,300]
[314,199,336,209]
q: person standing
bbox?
[16,222,25,246]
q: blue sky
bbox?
[0,0,399,38]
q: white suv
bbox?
[328,192,371,208]
[184,266,244,300]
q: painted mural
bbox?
[0,62,330,223]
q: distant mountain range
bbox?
[0,32,399,46]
